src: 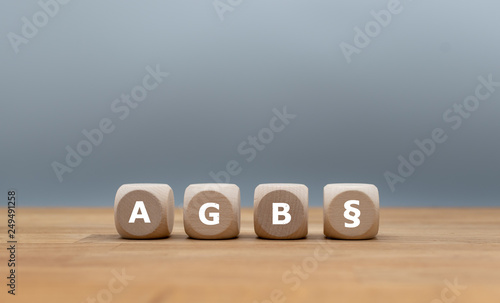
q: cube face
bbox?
[114,184,174,239]
[183,184,240,239]
[254,184,308,239]
[324,183,379,240]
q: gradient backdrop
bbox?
[2,0,499,207]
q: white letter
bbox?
[129,201,151,223]
[272,203,291,225]
[344,200,361,228]
[199,202,220,225]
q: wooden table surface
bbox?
[1,208,499,303]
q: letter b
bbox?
[272,203,291,225]
[254,184,308,239]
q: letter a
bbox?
[129,201,151,223]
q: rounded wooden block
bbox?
[324,183,379,240]
[183,184,240,240]
[114,183,174,239]
[254,184,308,240]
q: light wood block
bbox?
[254,183,308,239]
[324,183,379,239]
[114,183,174,239]
[183,183,240,239]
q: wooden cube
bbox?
[324,183,379,240]
[114,183,174,239]
[254,183,308,239]
[183,183,240,239]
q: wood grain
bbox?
[324,183,379,239]
[254,183,308,239]
[183,183,240,239]
[1,208,500,303]
[114,183,174,239]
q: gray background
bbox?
[1,0,499,207]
